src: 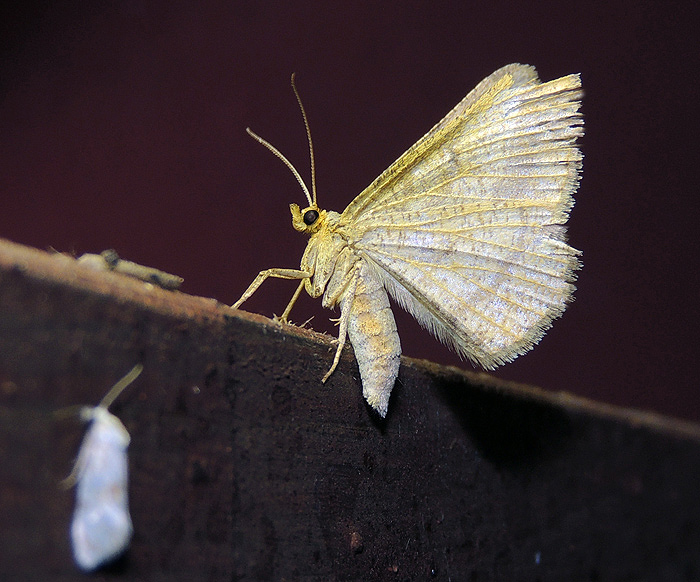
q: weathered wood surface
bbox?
[1,237,698,581]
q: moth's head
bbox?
[290,203,325,235]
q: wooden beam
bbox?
[1,237,698,580]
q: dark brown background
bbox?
[1,1,698,421]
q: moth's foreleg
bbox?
[278,279,306,323]
[231,268,311,312]
[321,269,359,383]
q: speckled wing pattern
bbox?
[338,64,583,368]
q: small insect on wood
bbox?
[63,364,143,571]
[77,249,184,290]
[233,64,584,417]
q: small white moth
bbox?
[64,364,143,571]
[233,64,583,417]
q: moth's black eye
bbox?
[303,209,319,225]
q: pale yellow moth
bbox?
[233,64,583,417]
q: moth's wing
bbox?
[338,63,583,368]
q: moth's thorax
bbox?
[299,209,354,300]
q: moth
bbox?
[64,364,143,571]
[233,64,583,417]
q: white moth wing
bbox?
[71,407,133,571]
[338,63,583,368]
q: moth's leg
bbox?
[322,271,359,383]
[322,306,349,383]
[60,454,83,489]
[60,408,93,488]
[231,268,310,310]
[276,279,306,324]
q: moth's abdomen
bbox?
[343,261,401,417]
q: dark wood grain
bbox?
[1,237,698,581]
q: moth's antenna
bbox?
[290,73,317,206]
[246,128,314,207]
[99,363,143,410]
[59,363,143,489]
